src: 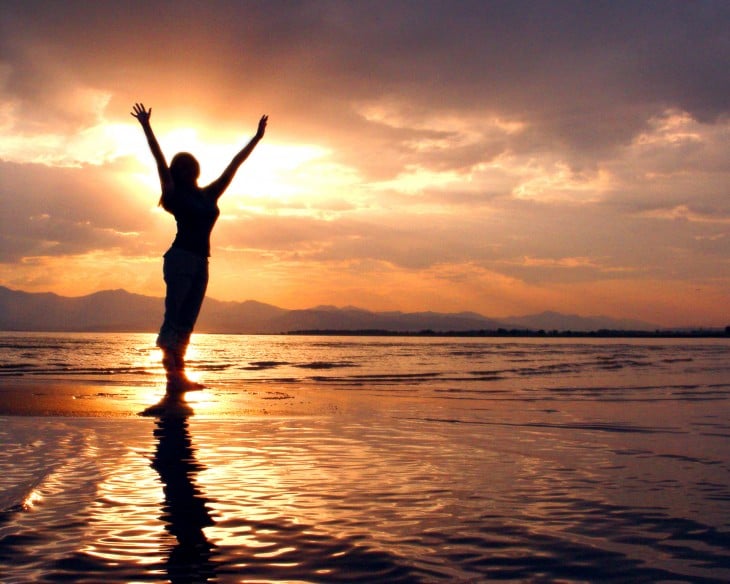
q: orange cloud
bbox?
[1,2,730,326]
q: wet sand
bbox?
[0,377,408,418]
[2,335,730,582]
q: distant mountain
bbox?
[0,286,506,333]
[196,298,288,333]
[0,286,662,334]
[0,286,286,333]
[0,287,160,332]
[268,308,506,333]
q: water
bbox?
[1,332,730,582]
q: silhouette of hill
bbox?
[0,286,286,333]
[267,308,506,333]
[0,286,667,334]
[0,287,161,332]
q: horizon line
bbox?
[2,284,729,330]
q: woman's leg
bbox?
[158,251,193,352]
[157,249,208,392]
[176,264,209,357]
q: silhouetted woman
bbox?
[132,103,267,393]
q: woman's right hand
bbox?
[131,103,151,125]
[256,114,268,139]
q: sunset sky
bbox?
[1,1,729,326]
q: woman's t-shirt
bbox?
[166,187,221,257]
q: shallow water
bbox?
[1,333,730,582]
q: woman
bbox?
[131,103,267,393]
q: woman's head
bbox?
[170,152,200,187]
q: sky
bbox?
[1,0,729,326]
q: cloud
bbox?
[0,160,167,261]
[1,1,730,324]
[5,2,729,146]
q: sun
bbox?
[105,120,335,210]
[157,128,328,202]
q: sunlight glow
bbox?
[84,449,169,565]
[181,389,216,411]
[154,129,329,202]
[513,163,613,202]
[0,88,115,166]
[634,109,703,147]
[0,124,124,167]
[22,489,43,510]
[374,165,466,195]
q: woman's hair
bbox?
[170,152,200,185]
[159,152,200,209]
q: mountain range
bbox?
[0,286,665,333]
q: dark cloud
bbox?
[4,1,728,147]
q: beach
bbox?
[1,333,730,582]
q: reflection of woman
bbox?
[132,103,267,393]
[152,412,215,582]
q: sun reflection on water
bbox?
[82,447,169,567]
[181,389,214,405]
[4,336,730,581]
[22,488,43,510]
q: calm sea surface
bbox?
[1,332,730,582]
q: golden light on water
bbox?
[22,489,43,510]
[180,389,217,413]
[177,344,219,412]
[5,332,730,581]
[132,340,237,414]
[81,445,172,567]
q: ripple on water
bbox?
[0,372,730,583]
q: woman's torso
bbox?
[166,188,220,257]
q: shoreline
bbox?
[0,377,398,419]
[287,328,730,338]
[1,328,728,338]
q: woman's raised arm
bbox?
[207,115,268,198]
[131,103,173,195]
